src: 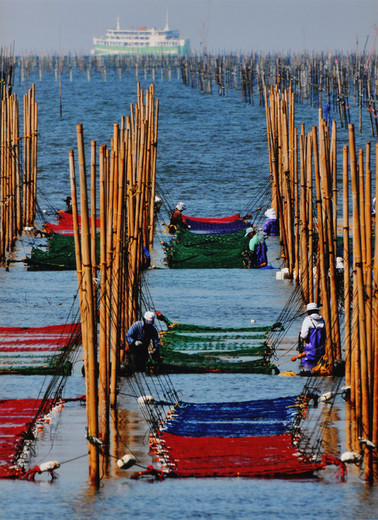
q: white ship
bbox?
[92,13,190,56]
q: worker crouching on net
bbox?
[168,202,188,234]
[243,227,268,268]
[124,311,161,373]
[298,303,326,373]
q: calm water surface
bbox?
[1,65,378,519]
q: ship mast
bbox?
[164,8,169,30]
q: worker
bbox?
[154,195,163,214]
[262,208,279,236]
[244,226,268,268]
[299,302,326,372]
[125,311,161,372]
[169,202,187,233]
[63,196,72,214]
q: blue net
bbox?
[185,218,248,234]
[161,396,297,437]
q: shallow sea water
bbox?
[1,64,378,519]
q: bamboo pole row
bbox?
[344,132,378,484]
[69,83,158,484]
[265,85,345,370]
[22,83,38,227]
[13,52,377,128]
[0,83,38,262]
[265,83,378,483]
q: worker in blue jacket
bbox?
[125,311,161,372]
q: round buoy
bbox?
[117,454,137,469]
[340,452,362,464]
[137,395,154,405]
[39,460,60,472]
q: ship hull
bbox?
[92,44,189,56]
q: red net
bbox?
[0,323,81,352]
[182,213,241,224]
[0,399,55,479]
[43,211,100,235]
[153,432,323,478]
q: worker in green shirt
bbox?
[244,226,268,268]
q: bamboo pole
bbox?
[23,92,30,228]
[31,84,37,225]
[11,96,18,241]
[13,96,20,238]
[319,120,341,362]
[266,91,288,267]
[104,147,114,388]
[7,94,14,249]
[264,86,276,214]
[126,119,137,329]
[359,149,367,287]
[293,126,299,283]
[148,93,159,249]
[98,144,109,454]
[299,129,308,299]
[349,123,372,483]
[76,123,99,484]
[69,150,83,296]
[90,140,97,277]
[313,125,333,367]
[110,131,125,409]
[364,142,373,403]
[1,95,5,260]
[280,98,294,275]
[372,142,378,453]
[106,149,115,408]
[343,145,351,387]
[306,131,314,302]
[330,120,337,260]
[2,95,9,254]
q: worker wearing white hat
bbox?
[169,202,188,233]
[125,311,161,372]
[262,207,279,236]
[299,303,326,372]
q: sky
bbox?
[0,0,377,55]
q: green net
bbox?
[0,358,73,375]
[154,312,280,374]
[160,331,268,352]
[158,348,278,374]
[24,233,100,270]
[163,227,249,268]
[156,311,283,333]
